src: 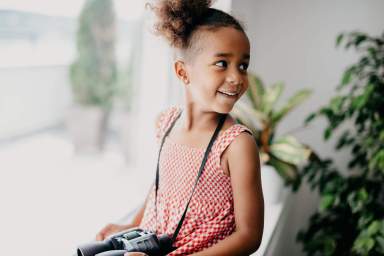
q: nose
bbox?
[226,70,243,86]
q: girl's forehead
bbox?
[196,27,250,58]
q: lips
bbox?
[218,90,239,97]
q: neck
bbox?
[179,102,222,133]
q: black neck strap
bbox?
[154,110,227,243]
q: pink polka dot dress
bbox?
[139,106,253,255]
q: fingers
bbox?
[96,224,113,241]
[95,232,104,241]
[95,230,105,241]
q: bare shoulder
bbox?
[228,130,259,159]
[228,112,259,157]
[226,128,260,178]
[219,115,259,175]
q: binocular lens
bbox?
[77,241,113,256]
[94,249,127,256]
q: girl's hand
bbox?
[96,223,134,241]
[124,253,148,256]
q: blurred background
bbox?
[0,0,383,255]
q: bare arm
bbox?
[191,132,264,255]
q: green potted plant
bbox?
[66,0,117,153]
[297,31,384,255]
[232,73,312,203]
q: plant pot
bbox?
[65,105,108,154]
[261,165,284,205]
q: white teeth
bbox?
[219,91,238,96]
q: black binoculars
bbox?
[76,228,175,256]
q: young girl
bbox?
[96,1,264,255]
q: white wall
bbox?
[231,0,384,255]
[0,66,71,140]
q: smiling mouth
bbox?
[217,91,239,97]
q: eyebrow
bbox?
[214,52,250,60]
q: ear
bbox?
[174,60,190,85]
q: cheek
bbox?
[194,72,222,92]
[190,68,210,85]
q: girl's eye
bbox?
[239,63,249,71]
[215,60,227,68]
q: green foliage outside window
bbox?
[70,0,117,110]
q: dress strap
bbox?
[155,106,182,144]
[213,124,254,172]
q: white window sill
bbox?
[252,189,291,255]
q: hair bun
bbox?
[148,0,214,48]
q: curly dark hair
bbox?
[146,0,245,50]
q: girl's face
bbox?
[182,26,250,114]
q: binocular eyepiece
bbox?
[76,228,174,256]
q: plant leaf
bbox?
[247,73,265,109]
[319,194,334,212]
[367,221,381,236]
[270,135,312,166]
[268,156,298,183]
[261,82,284,115]
[353,237,375,254]
[336,33,344,47]
[271,89,312,125]
[235,100,267,128]
[304,112,317,124]
[340,66,354,87]
[231,105,261,135]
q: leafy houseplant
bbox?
[67,0,117,153]
[232,73,312,190]
[297,31,384,255]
